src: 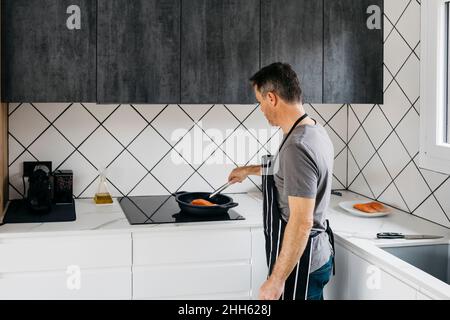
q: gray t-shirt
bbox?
[273,123,334,273]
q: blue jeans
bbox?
[307,256,333,300]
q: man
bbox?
[228,63,335,300]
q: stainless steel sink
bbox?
[381,244,450,285]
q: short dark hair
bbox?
[249,62,303,104]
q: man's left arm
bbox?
[258,195,315,300]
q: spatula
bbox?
[209,181,233,199]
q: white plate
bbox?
[338,200,391,218]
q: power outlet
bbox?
[23,161,52,178]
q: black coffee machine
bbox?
[24,162,53,213]
[0,162,76,225]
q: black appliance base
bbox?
[2,199,76,224]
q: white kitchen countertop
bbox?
[325,192,450,300]
[0,193,265,238]
[1,190,450,299]
[3,191,449,240]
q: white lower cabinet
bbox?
[324,241,417,300]
[132,228,258,300]
[0,268,131,300]
[0,232,132,299]
[0,227,267,299]
[0,233,132,272]
[133,264,251,299]
[323,240,351,299]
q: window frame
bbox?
[420,0,450,174]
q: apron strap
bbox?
[278,113,309,152]
[325,219,336,276]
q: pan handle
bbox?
[217,202,239,209]
[172,191,188,197]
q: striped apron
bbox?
[261,114,335,300]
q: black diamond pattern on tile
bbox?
[8,103,22,116]
[384,2,420,61]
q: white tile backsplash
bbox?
[333,150,347,188]
[132,104,166,123]
[108,150,148,195]
[8,135,25,166]
[384,0,410,23]
[83,103,118,122]
[384,28,412,75]
[77,126,123,170]
[388,160,430,211]
[347,0,450,228]
[378,182,409,212]
[348,127,376,168]
[103,104,148,146]
[395,54,420,103]
[53,103,98,147]
[9,103,49,147]
[414,196,450,228]
[380,80,411,127]
[150,105,194,146]
[378,132,411,178]
[395,0,421,48]
[28,126,75,168]
[362,154,392,199]
[61,151,98,198]
[128,126,172,170]
[129,173,169,196]
[395,108,420,157]
[196,105,241,146]
[32,103,71,122]
[150,150,195,192]
[362,106,391,149]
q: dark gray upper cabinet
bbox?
[181,0,260,104]
[1,0,96,102]
[97,0,180,103]
[324,0,384,104]
[1,0,384,105]
[261,0,323,104]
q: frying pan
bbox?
[173,191,238,216]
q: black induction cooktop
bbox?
[118,195,244,225]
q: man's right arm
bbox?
[228,165,262,184]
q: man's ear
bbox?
[266,92,278,107]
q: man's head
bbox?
[250,63,303,126]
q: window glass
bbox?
[446,2,450,143]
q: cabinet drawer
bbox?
[0,233,131,272]
[133,263,251,299]
[0,267,131,300]
[347,250,417,300]
[133,229,251,265]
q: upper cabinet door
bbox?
[1,0,96,102]
[324,0,384,104]
[181,0,260,104]
[261,0,323,104]
[97,0,180,103]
